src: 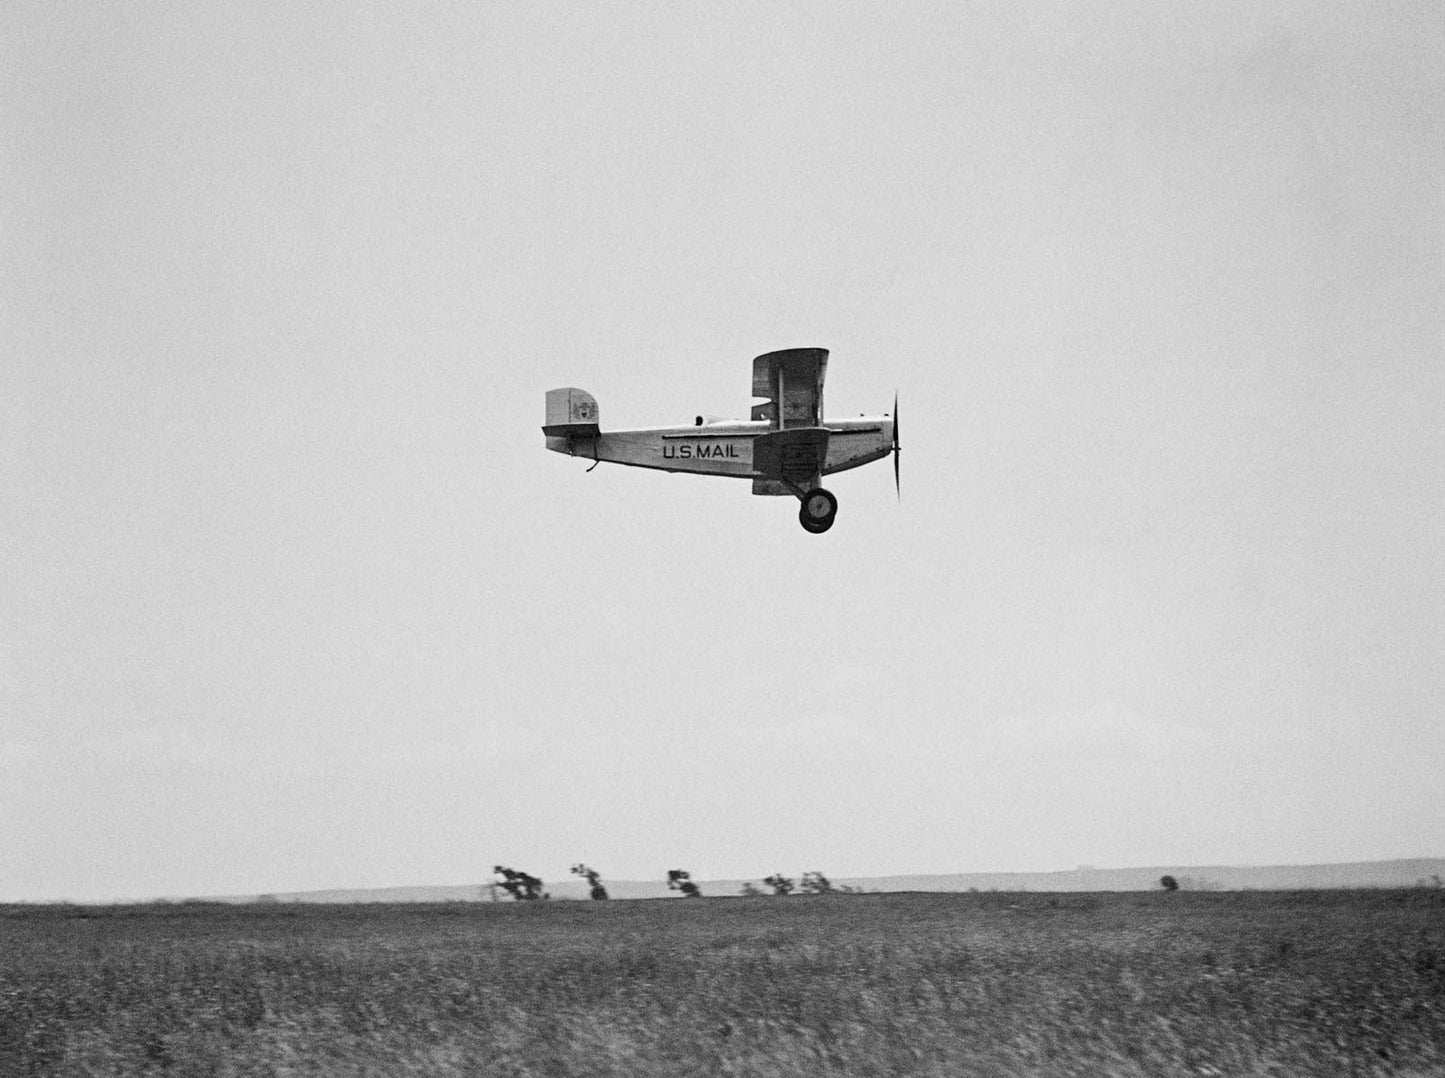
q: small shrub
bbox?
[667,870,701,897]
[763,874,795,896]
[570,864,608,900]
[800,871,833,895]
[493,866,546,900]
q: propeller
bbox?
[892,392,901,499]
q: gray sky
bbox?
[3,2,1441,902]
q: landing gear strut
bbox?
[798,487,837,533]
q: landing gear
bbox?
[798,487,837,533]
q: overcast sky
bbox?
[3,2,1441,902]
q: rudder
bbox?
[542,388,600,436]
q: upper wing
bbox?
[751,347,828,427]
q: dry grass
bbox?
[3,889,1442,1076]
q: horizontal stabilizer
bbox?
[543,387,600,436]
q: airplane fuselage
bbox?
[544,417,893,481]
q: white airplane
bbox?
[543,347,898,533]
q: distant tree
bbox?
[800,871,833,895]
[667,870,701,897]
[493,865,546,900]
[571,863,609,900]
[739,881,764,897]
[1160,875,1180,892]
[763,873,795,896]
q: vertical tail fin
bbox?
[542,388,600,436]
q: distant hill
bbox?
[229,858,1445,904]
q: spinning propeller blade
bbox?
[892,392,900,499]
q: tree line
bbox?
[487,866,859,900]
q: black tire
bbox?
[798,487,837,533]
[799,509,834,533]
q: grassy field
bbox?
[3,889,1442,1076]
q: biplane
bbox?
[542,348,898,532]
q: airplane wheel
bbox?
[798,488,837,533]
[801,487,837,522]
